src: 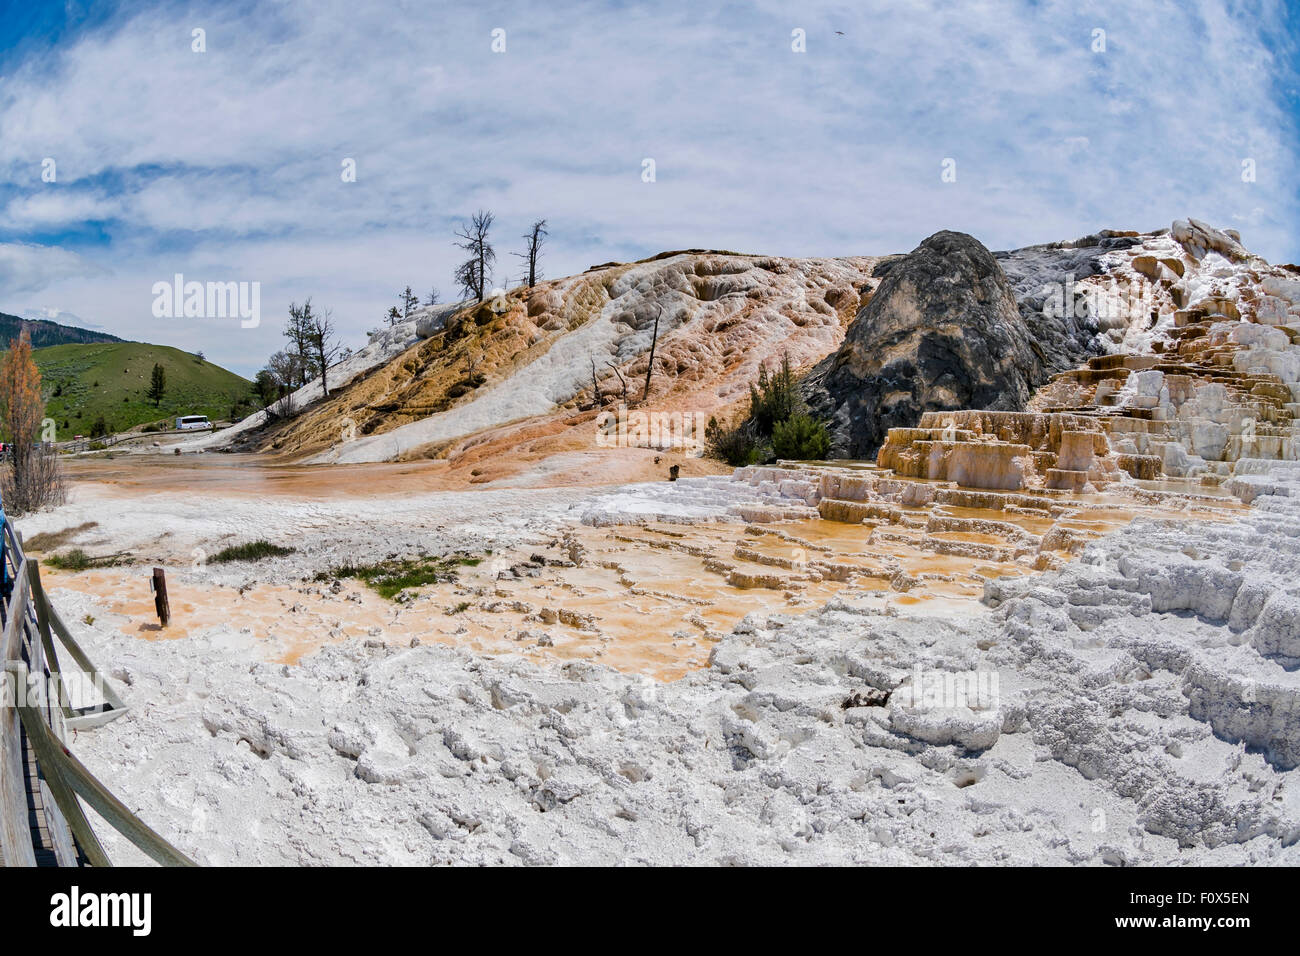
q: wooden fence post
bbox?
[151,568,170,627]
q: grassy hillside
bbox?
[0,311,123,348]
[31,342,255,437]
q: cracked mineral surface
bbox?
[22,457,1298,866]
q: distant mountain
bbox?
[0,310,124,348]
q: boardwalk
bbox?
[0,501,193,867]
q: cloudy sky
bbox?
[0,0,1295,377]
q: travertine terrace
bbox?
[871,219,1300,496]
[57,456,1300,866]
[30,219,1300,866]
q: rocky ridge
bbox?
[861,220,1300,492]
[191,220,1286,478]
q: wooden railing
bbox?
[57,425,218,455]
[55,433,130,454]
[0,510,195,867]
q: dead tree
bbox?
[643,304,663,402]
[465,350,484,384]
[606,361,629,405]
[454,210,496,302]
[513,219,548,288]
[589,357,603,406]
[269,390,298,420]
[283,300,316,387]
[305,306,343,397]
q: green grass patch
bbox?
[210,540,296,564]
[44,548,130,571]
[315,554,476,600]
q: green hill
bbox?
[0,311,124,348]
[31,343,255,437]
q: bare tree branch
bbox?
[512,219,548,288]
[606,361,628,406]
[643,304,662,403]
[454,210,496,302]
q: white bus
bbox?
[175,415,212,431]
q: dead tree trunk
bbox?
[643,305,662,403]
[607,362,629,405]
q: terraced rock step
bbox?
[74,462,1300,865]
[860,220,1300,495]
[722,460,1241,579]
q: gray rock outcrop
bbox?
[805,230,1045,458]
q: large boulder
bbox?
[1172,218,1250,261]
[804,230,1044,458]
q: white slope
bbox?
[180,305,456,451]
[306,253,874,464]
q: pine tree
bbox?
[147,363,166,407]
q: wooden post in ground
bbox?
[151,568,170,627]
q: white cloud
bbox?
[0,0,1293,372]
[2,190,120,227]
[0,241,107,296]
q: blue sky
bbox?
[0,0,1296,377]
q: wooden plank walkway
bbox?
[0,506,195,867]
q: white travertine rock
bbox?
[887,706,1002,751]
[868,223,1300,491]
[66,461,1300,865]
[1172,218,1250,261]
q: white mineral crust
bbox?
[62,465,1300,865]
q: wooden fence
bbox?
[0,509,194,867]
